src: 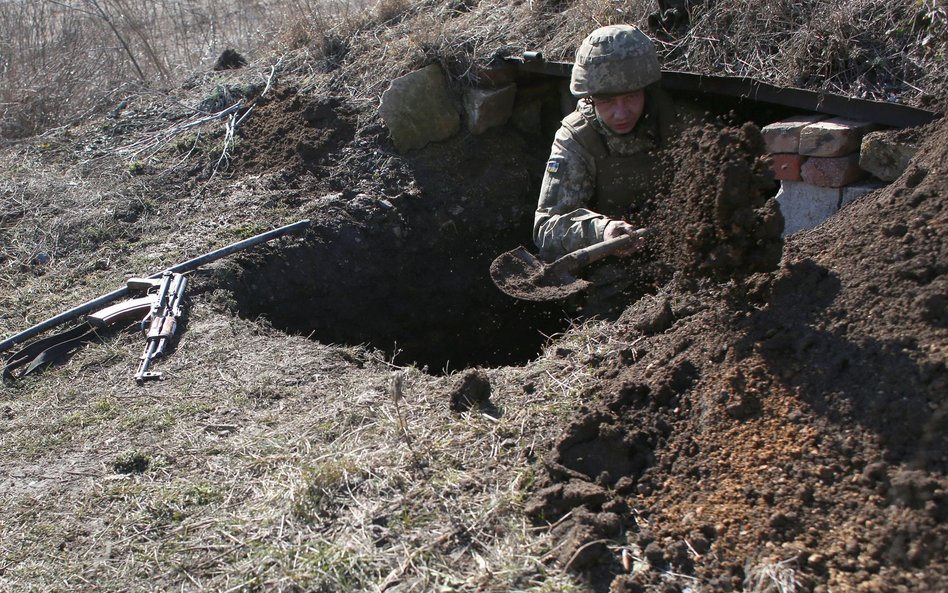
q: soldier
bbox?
[534,24,700,262]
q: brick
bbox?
[775,180,842,235]
[799,117,879,157]
[840,180,886,208]
[767,153,807,181]
[801,154,865,187]
[761,115,827,154]
[859,131,918,182]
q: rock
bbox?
[449,369,492,412]
[860,130,918,182]
[379,64,460,152]
[463,84,516,135]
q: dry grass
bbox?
[657,0,947,105]
[2,0,943,140]
[0,0,370,139]
[0,294,597,592]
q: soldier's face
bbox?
[591,90,646,135]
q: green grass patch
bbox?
[291,459,367,523]
[147,481,223,524]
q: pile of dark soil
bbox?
[524,116,947,592]
[650,122,784,281]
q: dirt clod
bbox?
[449,369,492,412]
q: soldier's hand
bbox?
[604,220,647,257]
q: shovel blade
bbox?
[489,246,591,302]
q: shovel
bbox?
[490,229,648,302]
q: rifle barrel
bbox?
[0,219,310,354]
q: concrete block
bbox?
[761,114,827,154]
[860,131,918,182]
[801,154,865,187]
[799,117,879,157]
[840,180,886,208]
[775,180,842,235]
[379,64,460,152]
[463,84,517,135]
[768,153,807,181]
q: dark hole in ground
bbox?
[227,125,575,373]
[231,233,566,373]
[227,212,572,373]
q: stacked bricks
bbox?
[763,115,882,235]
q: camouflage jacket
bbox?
[533,85,699,260]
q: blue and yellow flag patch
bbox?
[546,160,560,174]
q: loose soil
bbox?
[489,246,593,302]
[525,116,947,592]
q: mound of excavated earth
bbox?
[525,117,946,593]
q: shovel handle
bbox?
[554,229,649,272]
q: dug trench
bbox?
[216,89,783,373]
[218,91,573,373]
[212,90,946,591]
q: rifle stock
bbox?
[87,295,157,327]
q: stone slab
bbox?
[840,180,886,208]
[799,117,879,157]
[379,64,460,152]
[761,114,827,154]
[775,180,842,236]
[463,84,517,135]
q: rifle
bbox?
[1,219,310,381]
[132,272,188,383]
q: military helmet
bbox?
[570,25,661,98]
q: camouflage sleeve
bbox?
[533,126,610,260]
